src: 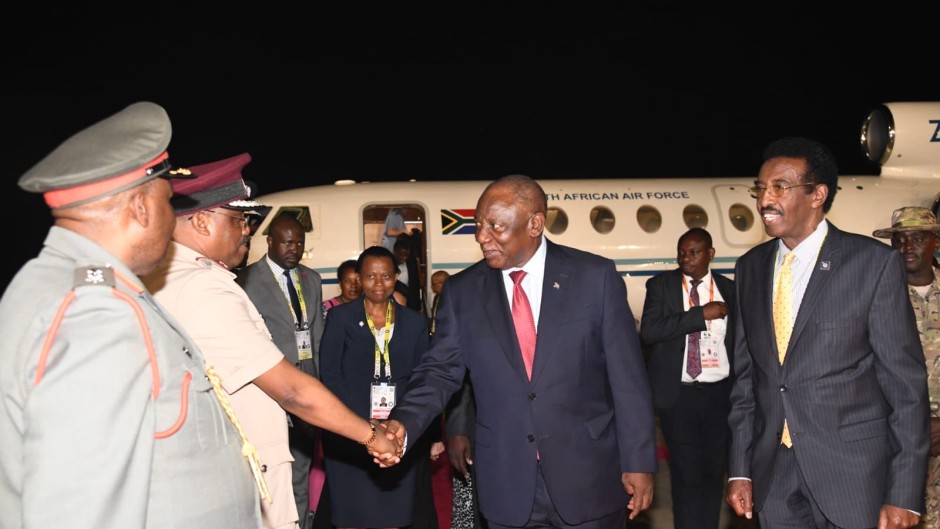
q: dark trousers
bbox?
[760,446,843,529]
[486,464,626,529]
[657,379,730,529]
[290,418,319,529]
[406,454,439,529]
[310,478,332,529]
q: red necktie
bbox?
[686,279,702,379]
[509,270,537,380]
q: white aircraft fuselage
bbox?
[246,102,940,321]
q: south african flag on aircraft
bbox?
[441,209,475,235]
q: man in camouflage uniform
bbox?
[875,206,940,528]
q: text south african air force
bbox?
[546,191,691,201]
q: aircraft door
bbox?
[363,205,429,315]
[711,184,766,249]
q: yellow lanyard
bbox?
[275,268,307,325]
[365,300,393,380]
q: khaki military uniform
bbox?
[912,268,940,528]
[147,241,297,529]
[0,227,260,528]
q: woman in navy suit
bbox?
[319,246,433,529]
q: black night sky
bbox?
[3,4,935,290]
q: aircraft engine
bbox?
[860,101,940,178]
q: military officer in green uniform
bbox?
[0,102,261,529]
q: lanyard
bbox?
[681,275,714,307]
[274,268,307,327]
[682,275,715,330]
[365,300,393,380]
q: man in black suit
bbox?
[641,227,734,529]
[726,137,929,528]
[384,174,657,529]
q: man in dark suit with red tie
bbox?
[641,227,734,529]
[726,137,929,528]
[384,174,658,529]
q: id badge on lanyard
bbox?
[295,327,313,361]
[366,300,395,419]
[371,382,396,420]
[700,331,721,369]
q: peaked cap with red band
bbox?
[170,152,265,216]
[18,101,195,208]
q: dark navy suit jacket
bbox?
[390,239,657,526]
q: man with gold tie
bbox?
[726,137,929,528]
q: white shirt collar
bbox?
[683,270,713,286]
[501,235,547,326]
[502,235,547,281]
[265,254,289,278]
[777,219,829,265]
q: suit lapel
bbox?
[481,267,528,382]
[752,243,780,364]
[668,270,684,312]
[352,301,377,349]
[713,271,733,305]
[787,227,841,358]
[531,242,573,383]
[259,263,294,323]
[297,267,316,327]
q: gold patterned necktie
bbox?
[774,251,796,447]
[774,252,796,363]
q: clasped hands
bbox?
[364,419,409,468]
[363,420,404,466]
[366,420,405,468]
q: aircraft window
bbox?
[728,203,755,232]
[590,207,615,234]
[637,205,662,233]
[545,207,568,235]
[683,205,708,228]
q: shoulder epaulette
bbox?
[72,265,116,289]
[45,263,178,439]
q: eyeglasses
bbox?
[204,209,249,227]
[747,183,817,199]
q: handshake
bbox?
[362,419,409,468]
